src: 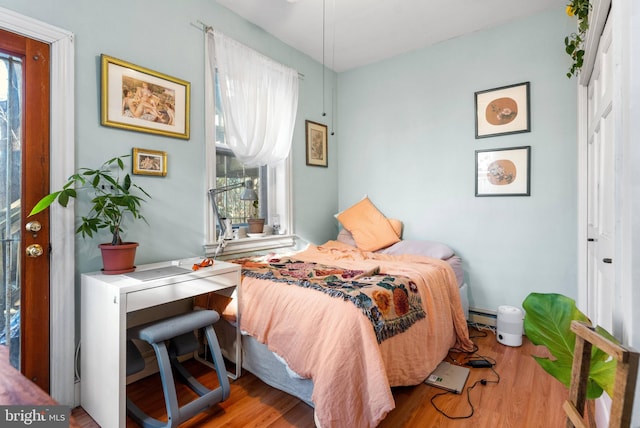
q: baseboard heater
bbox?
[468,307,498,327]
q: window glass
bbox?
[214,146,266,224]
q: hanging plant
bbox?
[564,0,592,78]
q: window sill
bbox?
[203,234,296,257]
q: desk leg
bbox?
[193,284,242,379]
[194,319,241,380]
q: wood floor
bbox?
[72,327,569,427]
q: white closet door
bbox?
[586,18,614,331]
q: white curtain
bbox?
[207,29,299,167]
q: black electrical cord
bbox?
[469,329,488,339]
[430,351,500,420]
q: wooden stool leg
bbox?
[565,335,592,428]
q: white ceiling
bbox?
[216,0,566,72]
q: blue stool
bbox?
[126,310,231,428]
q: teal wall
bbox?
[1,1,577,313]
[0,0,339,273]
[336,7,578,311]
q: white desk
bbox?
[80,258,241,428]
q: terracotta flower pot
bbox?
[99,242,139,274]
[247,218,265,234]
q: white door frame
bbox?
[578,0,637,344]
[0,7,76,406]
[576,0,611,316]
[577,0,640,425]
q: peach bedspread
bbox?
[239,241,474,428]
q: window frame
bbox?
[204,65,294,256]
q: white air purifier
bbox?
[497,305,523,347]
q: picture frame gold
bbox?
[132,148,167,177]
[101,54,190,139]
[475,82,530,139]
[475,146,530,196]
[305,120,328,167]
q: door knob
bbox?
[602,258,613,264]
[26,244,44,258]
[25,221,42,232]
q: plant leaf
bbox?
[523,293,589,363]
[533,355,573,387]
[523,293,617,400]
[29,192,61,216]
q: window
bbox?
[214,85,267,224]
[205,70,293,254]
[215,147,265,223]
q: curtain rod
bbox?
[190,20,305,80]
[190,20,212,33]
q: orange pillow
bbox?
[388,218,403,238]
[336,197,400,252]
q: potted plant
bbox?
[522,293,617,401]
[247,198,265,234]
[29,155,150,274]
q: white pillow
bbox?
[378,239,455,260]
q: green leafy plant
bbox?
[29,155,150,245]
[564,0,592,78]
[523,292,616,399]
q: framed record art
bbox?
[475,146,530,196]
[475,82,530,139]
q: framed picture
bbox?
[305,120,328,167]
[101,54,190,139]
[475,82,530,138]
[132,148,167,176]
[475,146,530,196]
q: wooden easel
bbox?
[564,321,639,428]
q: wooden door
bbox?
[0,28,51,392]
[586,19,614,331]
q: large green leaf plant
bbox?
[522,292,617,399]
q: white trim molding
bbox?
[579,0,611,87]
[0,7,76,407]
[204,234,297,258]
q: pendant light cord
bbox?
[322,0,326,117]
[330,0,336,134]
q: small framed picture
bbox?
[305,120,328,167]
[475,82,530,138]
[101,54,190,139]
[132,148,167,176]
[475,146,530,196]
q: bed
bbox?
[205,198,473,427]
